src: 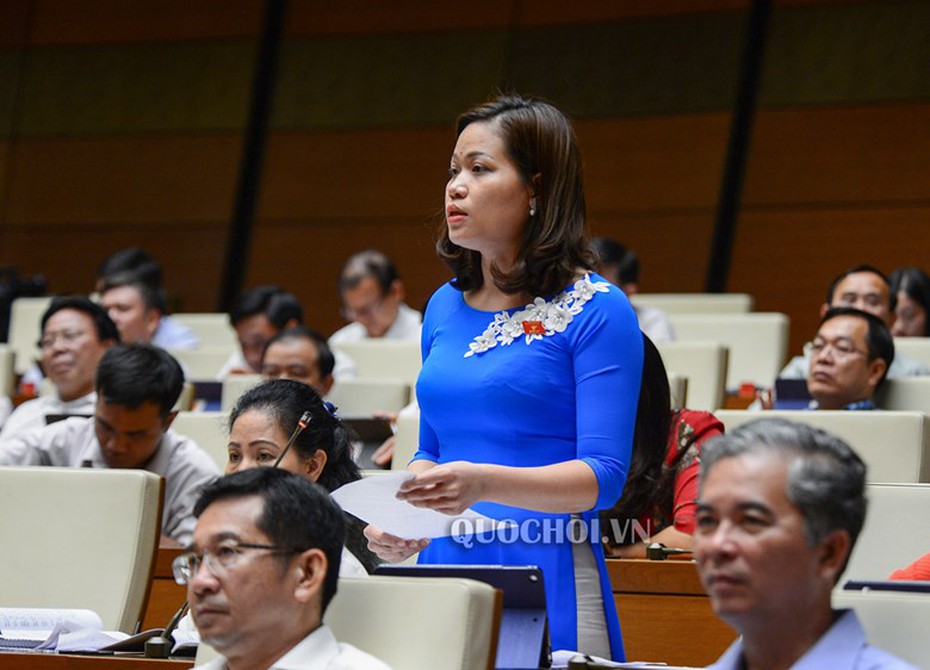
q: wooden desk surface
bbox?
[142,548,186,632]
[0,652,193,669]
[607,558,736,667]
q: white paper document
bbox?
[332,471,513,539]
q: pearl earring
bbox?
[529,199,537,217]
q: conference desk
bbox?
[607,558,736,666]
[0,653,193,669]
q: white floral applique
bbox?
[463,274,611,358]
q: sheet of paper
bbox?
[332,471,512,539]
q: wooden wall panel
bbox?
[744,104,930,206]
[730,206,930,356]
[4,136,242,225]
[0,224,229,311]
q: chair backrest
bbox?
[0,344,15,396]
[221,374,263,412]
[668,313,790,390]
[714,410,930,483]
[631,293,754,315]
[844,483,930,582]
[168,346,236,380]
[194,575,500,670]
[0,466,163,632]
[392,410,421,472]
[668,372,688,410]
[831,589,930,668]
[893,336,930,369]
[331,340,421,387]
[8,296,52,375]
[876,377,930,413]
[655,341,728,411]
[326,378,410,418]
[170,313,237,349]
[171,411,230,470]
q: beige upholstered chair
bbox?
[668,313,790,390]
[326,378,410,418]
[391,409,421,472]
[714,410,930,483]
[0,466,163,632]
[876,377,930,413]
[656,341,728,411]
[893,336,930,369]
[8,296,52,375]
[0,344,15,397]
[170,313,237,349]
[844,483,930,582]
[331,340,421,387]
[197,575,501,670]
[167,346,236,380]
[171,411,230,470]
[631,292,754,315]
[220,373,263,412]
[832,588,930,668]
[667,372,688,410]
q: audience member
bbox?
[695,418,917,669]
[218,286,303,377]
[96,248,200,349]
[329,250,421,346]
[0,296,118,443]
[602,334,723,558]
[0,344,219,544]
[100,273,199,349]
[225,379,376,573]
[889,266,930,337]
[779,265,929,379]
[591,236,674,343]
[181,468,392,670]
[806,307,893,410]
[260,327,335,396]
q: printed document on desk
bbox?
[332,471,513,539]
[0,607,162,652]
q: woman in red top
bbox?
[602,334,724,557]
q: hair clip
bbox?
[323,401,339,418]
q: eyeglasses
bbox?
[809,339,868,360]
[38,329,88,349]
[341,295,386,322]
[172,541,299,585]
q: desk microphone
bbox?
[146,410,312,658]
[144,600,188,658]
[645,542,693,561]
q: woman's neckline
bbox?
[456,270,596,315]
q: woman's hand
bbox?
[363,524,429,563]
[396,461,488,515]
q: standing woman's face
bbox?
[445,120,534,265]
[892,291,928,337]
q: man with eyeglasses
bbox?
[0,296,119,443]
[0,343,219,545]
[779,264,930,380]
[806,307,894,410]
[182,467,392,670]
[329,250,421,352]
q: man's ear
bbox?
[320,374,335,397]
[816,528,851,584]
[163,409,179,431]
[867,357,888,389]
[389,279,405,302]
[293,548,327,605]
[819,303,831,319]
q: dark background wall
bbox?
[1,0,928,356]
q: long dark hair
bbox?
[437,94,593,298]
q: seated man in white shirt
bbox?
[780,264,930,380]
[100,272,200,349]
[695,419,916,669]
[182,467,392,670]
[218,285,304,377]
[329,250,421,348]
[0,295,119,443]
[260,326,336,397]
[590,236,674,343]
[0,343,219,545]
